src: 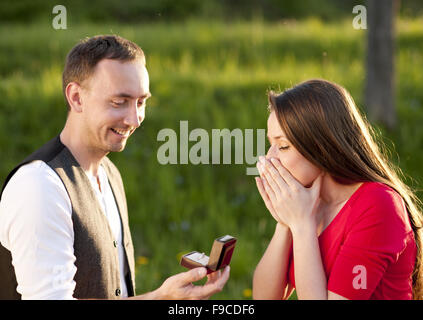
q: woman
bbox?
[252,79,423,300]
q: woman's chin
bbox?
[303,177,319,188]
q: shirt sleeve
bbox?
[327,187,412,300]
[0,160,77,299]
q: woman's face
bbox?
[266,111,321,187]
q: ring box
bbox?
[180,235,237,274]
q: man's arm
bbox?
[0,160,77,299]
[0,161,231,300]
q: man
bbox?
[0,35,230,299]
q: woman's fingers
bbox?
[255,177,267,201]
[269,157,302,190]
[255,176,275,207]
[262,159,290,194]
[257,162,273,197]
[258,162,281,198]
[258,157,289,196]
[255,177,282,223]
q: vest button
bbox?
[113,240,118,248]
[115,288,121,296]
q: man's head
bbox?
[62,35,150,153]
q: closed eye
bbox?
[279,146,289,150]
[111,99,126,107]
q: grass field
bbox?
[1,17,423,299]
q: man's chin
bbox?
[108,142,127,153]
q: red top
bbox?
[287,181,417,300]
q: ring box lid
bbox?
[207,235,237,271]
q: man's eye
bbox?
[279,146,289,150]
[112,100,125,106]
[137,100,145,107]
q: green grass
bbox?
[1,17,423,299]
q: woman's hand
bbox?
[256,156,324,234]
[255,168,286,226]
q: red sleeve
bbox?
[327,187,412,300]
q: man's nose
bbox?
[124,103,144,128]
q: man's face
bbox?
[78,58,150,153]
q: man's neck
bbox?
[59,125,107,178]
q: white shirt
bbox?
[0,160,129,299]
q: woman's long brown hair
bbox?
[268,79,423,299]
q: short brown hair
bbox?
[62,35,145,110]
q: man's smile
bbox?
[110,127,132,138]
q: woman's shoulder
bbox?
[348,181,412,233]
[352,181,404,206]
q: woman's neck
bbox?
[319,174,363,207]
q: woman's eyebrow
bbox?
[267,135,287,141]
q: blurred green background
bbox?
[1,0,423,299]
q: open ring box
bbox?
[180,235,237,274]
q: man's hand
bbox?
[155,266,230,300]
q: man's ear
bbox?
[65,82,83,113]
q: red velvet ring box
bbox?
[180,235,237,274]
